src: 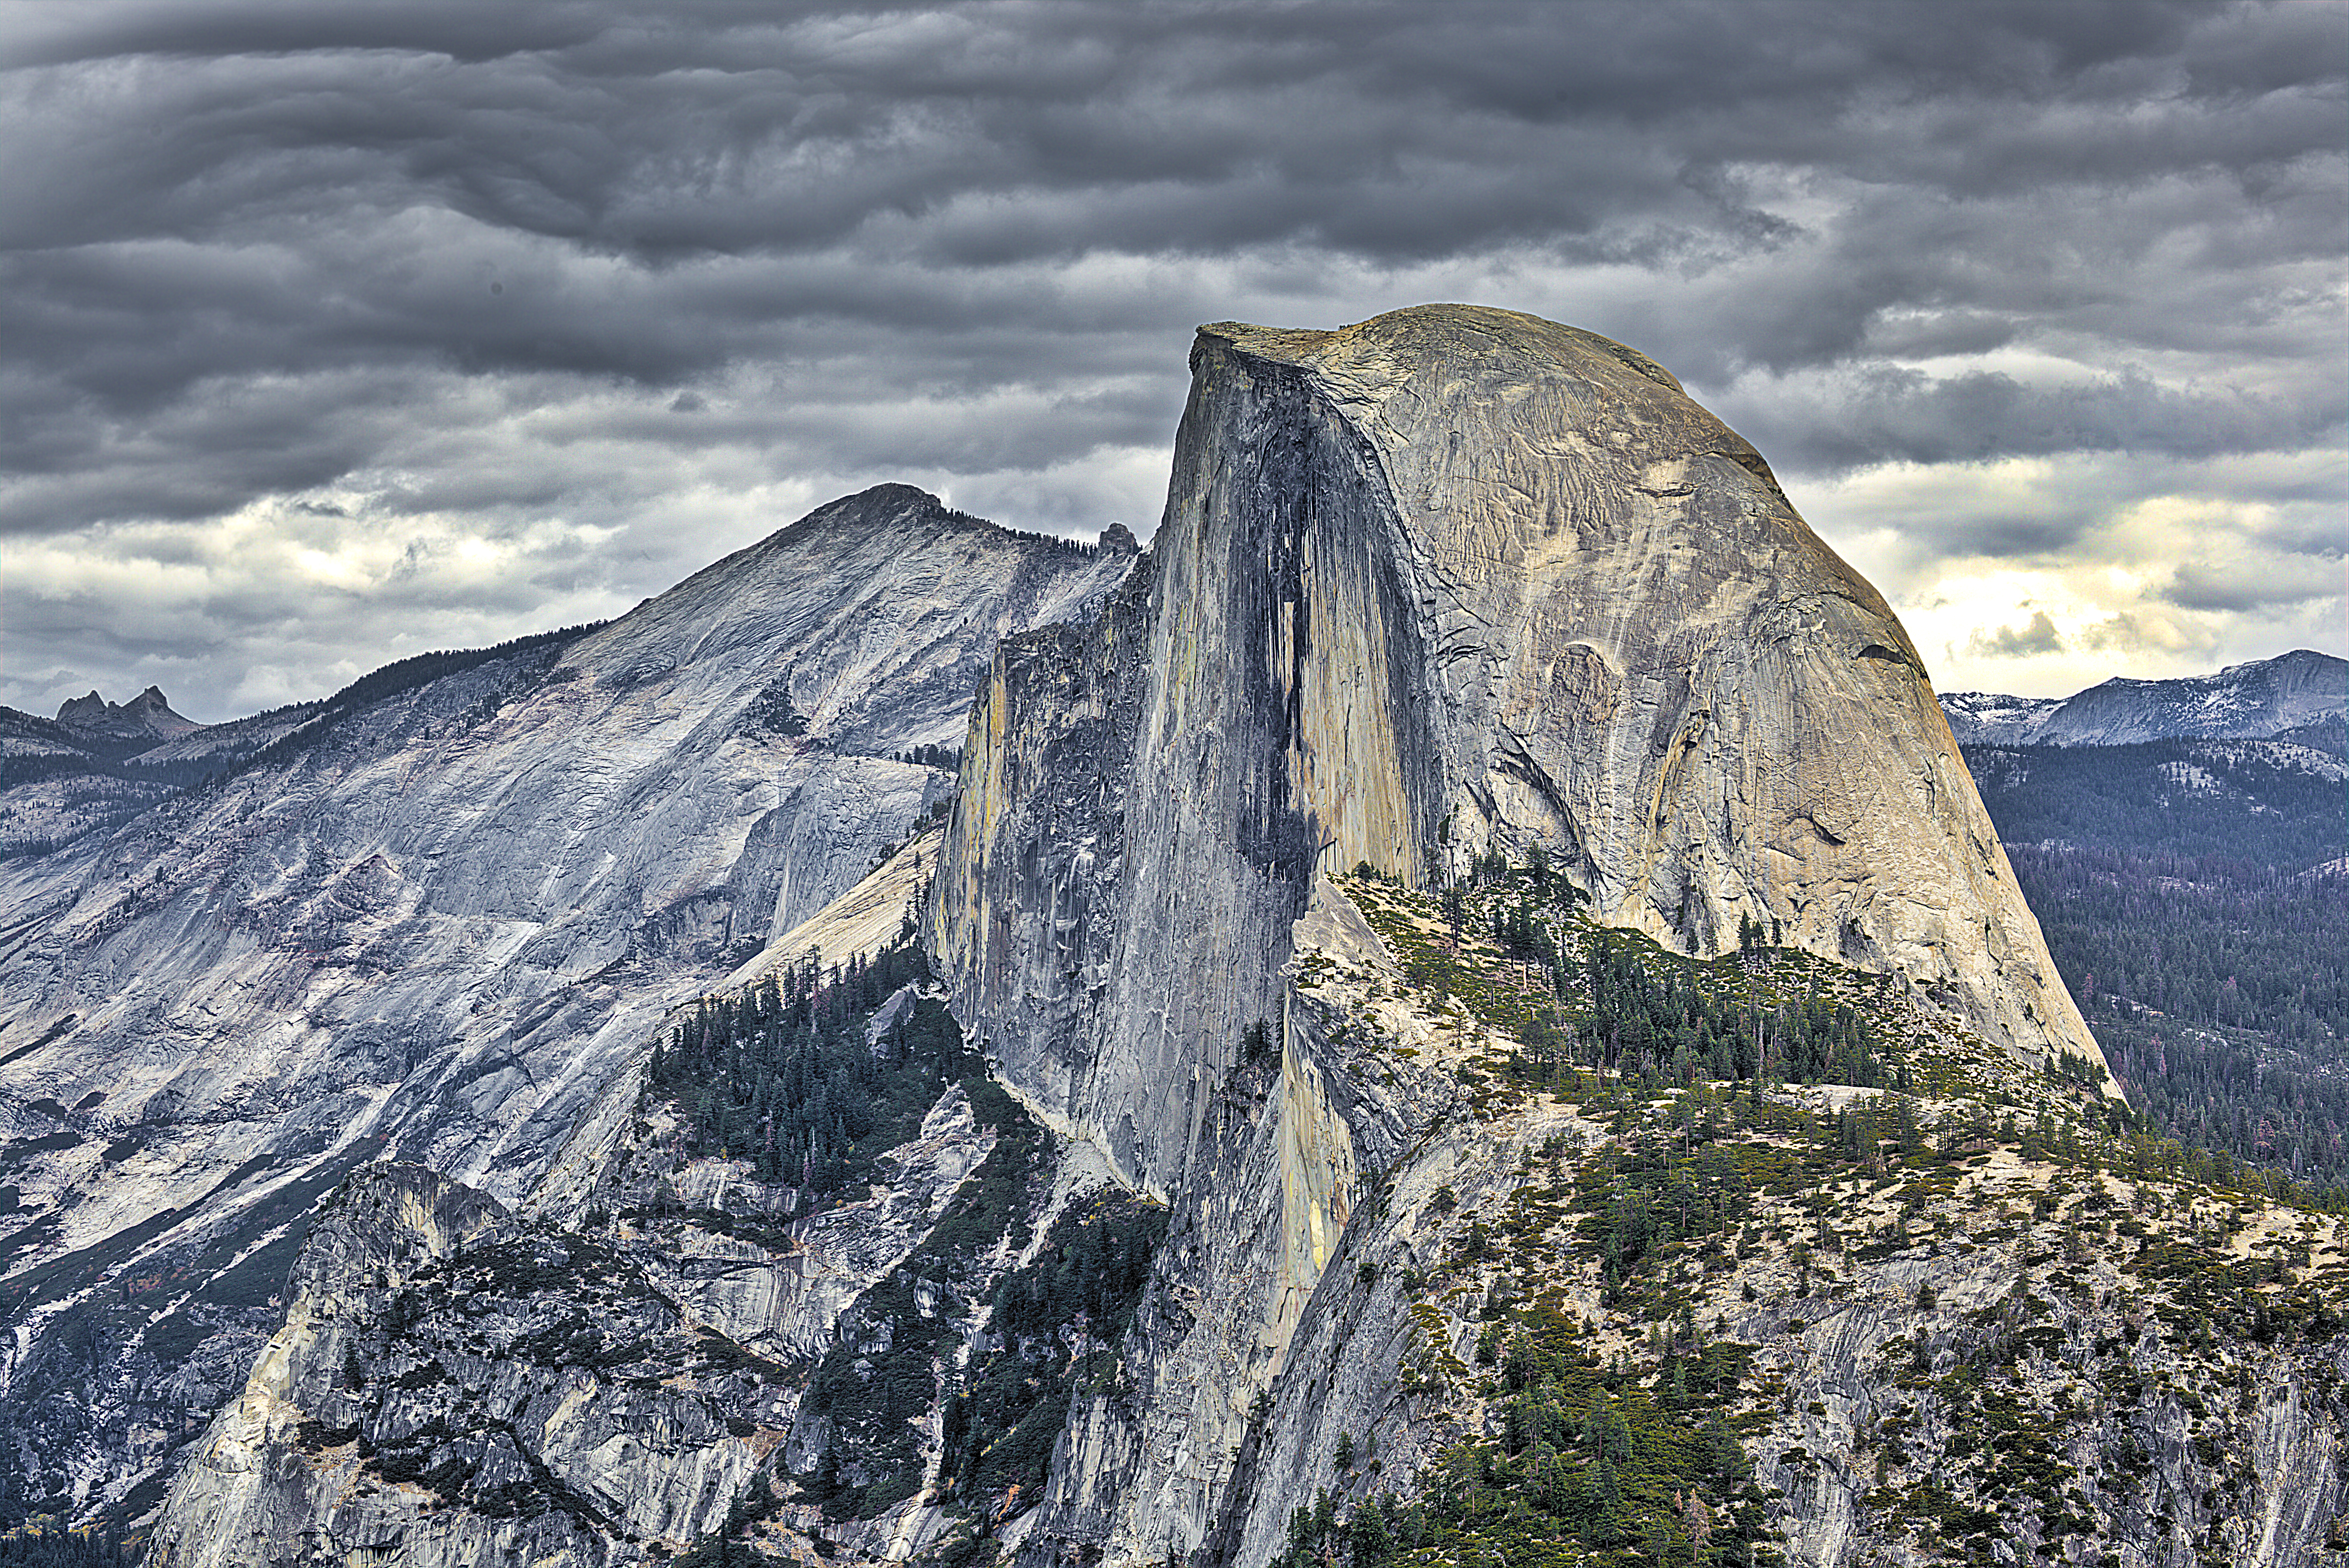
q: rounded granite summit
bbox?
[1226,304,2090,1065]
[941,302,2105,1178]
[1200,302,1686,397]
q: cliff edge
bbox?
[933,303,2103,1202]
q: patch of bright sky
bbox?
[1800,454,2340,697]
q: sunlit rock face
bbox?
[77,309,2335,1568]
[934,303,2101,1202]
[0,484,1134,1523]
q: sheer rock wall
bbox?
[929,304,2111,1562]
[935,305,2097,1214]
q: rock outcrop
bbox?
[147,1066,999,1568]
[53,686,206,744]
[0,486,1134,1525]
[934,304,2100,1207]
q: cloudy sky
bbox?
[3,0,2341,721]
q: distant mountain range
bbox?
[2,688,328,853]
[1940,647,2344,747]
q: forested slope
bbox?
[1967,737,2348,1190]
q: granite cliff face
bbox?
[0,486,1133,1525]
[51,308,2349,1567]
[912,305,2342,1567]
[933,304,2100,1211]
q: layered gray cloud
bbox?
[3,0,2341,716]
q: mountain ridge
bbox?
[0,484,1135,1530]
[12,313,2344,1566]
[1941,647,2344,748]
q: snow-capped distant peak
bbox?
[1940,649,2345,747]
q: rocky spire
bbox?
[54,684,203,738]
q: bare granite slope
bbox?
[0,485,1134,1524]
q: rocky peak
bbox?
[935,303,2104,1210]
[53,691,108,726]
[1942,647,2347,748]
[52,683,203,740]
[575,482,1138,758]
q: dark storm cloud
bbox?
[8,2,2336,396]
[1728,364,2337,478]
[2,0,2342,715]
